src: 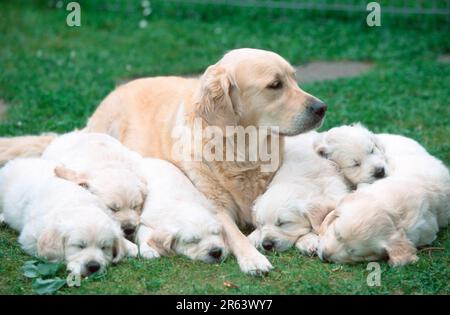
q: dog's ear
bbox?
[54,165,89,189]
[147,229,176,256]
[305,201,336,234]
[385,230,418,267]
[313,134,331,159]
[37,227,65,262]
[318,210,338,236]
[196,65,239,130]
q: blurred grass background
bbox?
[0,0,449,294]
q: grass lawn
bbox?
[0,0,449,294]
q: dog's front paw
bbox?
[238,250,273,276]
[139,243,160,260]
[66,262,82,276]
[388,253,419,267]
[125,241,139,258]
[296,234,319,256]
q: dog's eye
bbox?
[352,161,361,167]
[267,80,283,90]
[76,244,86,249]
[346,248,355,255]
[185,237,201,244]
[101,245,111,251]
[275,221,290,227]
[109,205,119,212]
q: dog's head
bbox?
[314,123,388,187]
[195,48,326,135]
[250,185,333,252]
[54,165,147,240]
[147,204,228,264]
[37,208,127,277]
[317,192,418,266]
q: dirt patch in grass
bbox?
[295,61,373,84]
[0,99,8,120]
[438,54,450,64]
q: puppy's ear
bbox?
[318,210,338,236]
[372,135,386,153]
[385,231,418,267]
[54,165,89,188]
[147,229,176,256]
[196,65,239,130]
[305,201,336,234]
[313,134,331,159]
[37,227,65,262]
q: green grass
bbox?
[0,0,449,294]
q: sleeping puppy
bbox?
[0,158,137,277]
[42,132,148,240]
[318,132,450,266]
[313,123,389,188]
[249,131,349,256]
[136,158,228,263]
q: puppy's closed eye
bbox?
[267,80,283,90]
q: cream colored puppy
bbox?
[0,158,137,277]
[42,132,148,240]
[318,132,450,266]
[137,158,229,263]
[313,123,388,188]
[249,131,349,256]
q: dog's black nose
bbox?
[209,248,223,260]
[122,224,136,237]
[262,240,274,251]
[373,167,386,179]
[86,261,101,274]
[321,253,330,263]
[309,100,327,118]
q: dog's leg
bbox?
[295,233,319,256]
[136,225,160,259]
[124,238,138,258]
[217,212,272,276]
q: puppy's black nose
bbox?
[309,100,327,118]
[373,167,386,179]
[321,253,330,263]
[122,224,136,237]
[208,248,223,260]
[262,240,274,251]
[86,261,101,274]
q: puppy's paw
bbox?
[66,262,82,276]
[139,243,160,260]
[296,234,319,256]
[388,254,419,267]
[125,241,139,258]
[238,250,273,276]
[247,230,261,248]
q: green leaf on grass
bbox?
[32,277,66,295]
[22,263,39,278]
[37,262,63,277]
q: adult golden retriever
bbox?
[0,48,326,275]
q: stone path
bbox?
[295,61,373,84]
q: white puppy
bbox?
[0,158,138,276]
[250,131,349,256]
[313,123,389,188]
[42,131,148,240]
[136,158,229,263]
[318,131,450,266]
